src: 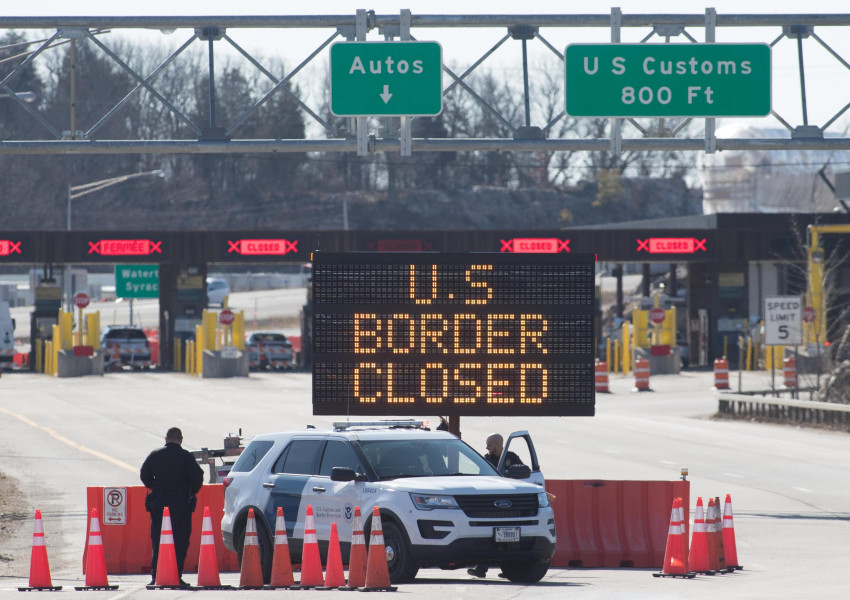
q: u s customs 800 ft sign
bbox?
[311,252,596,417]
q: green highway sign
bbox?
[330,41,442,116]
[565,44,771,117]
[115,264,159,299]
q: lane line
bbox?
[0,406,137,473]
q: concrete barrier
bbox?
[56,350,104,377]
[202,350,249,378]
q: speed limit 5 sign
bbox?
[764,295,802,346]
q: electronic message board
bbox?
[311,252,596,417]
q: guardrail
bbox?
[718,391,850,427]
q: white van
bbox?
[0,301,16,370]
[206,277,230,307]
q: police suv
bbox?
[221,421,555,584]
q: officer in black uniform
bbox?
[469,433,524,579]
[140,427,204,586]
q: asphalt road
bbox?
[1,367,848,599]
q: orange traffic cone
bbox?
[319,523,346,589]
[196,506,232,589]
[18,510,62,591]
[706,498,719,572]
[148,507,182,588]
[76,508,118,590]
[299,505,324,588]
[239,508,265,589]
[688,498,713,574]
[345,506,368,589]
[653,498,694,578]
[723,494,743,570]
[714,496,730,573]
[363,506,397,590]
[267,507,295,589]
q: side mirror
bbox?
[330,467,357,482]
[505,464,531,479]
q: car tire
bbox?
[498,560,550,583]
[372,520,418,584]
[235,511,274,584]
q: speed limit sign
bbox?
[764,295,802,346]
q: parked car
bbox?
[100,325,152,370]
[245,332,294,370]
[221,421,554,585]
[206,277,230,307]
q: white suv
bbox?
[221,421,555,584]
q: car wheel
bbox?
[498,560,550,583]
[235,511,274,584]
[372,520,418,584]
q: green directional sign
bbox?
[330,41,442,116]
[565,44,771,117]
[115,264,159,299]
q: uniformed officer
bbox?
[140,427,204,586]
[469,433,524,578]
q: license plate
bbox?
[494,527,521,543]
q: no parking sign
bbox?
[103,487,127,525]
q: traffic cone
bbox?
[196,506,232,589]
[653,498,694,578]
[706,498,719,572]
[723,494,743,570]
[345,506,368,589]
[148,507,182,588]
[299,505,324,588]
[18,510,62,591]
[714,496,730,573]
[319,523,346,589]
[239,508,265,589]
[76,508,119,590]
[363,506,397,590]
[267,507,295,589]
[688,498,713,574]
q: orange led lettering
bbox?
[520,363,547,403]
[387,313,415,354]
[487,314,515,354]
[354,363,380,402]
[421,314,449,354]
[421,363,449,403]
[354,313,379,353]
[410,264,438,304]
[386,363,415,403]
[453,363,482,403]
[464,264,493,305]
[453,313,482,354]
[487,363,514,403]
[520,314,548,353]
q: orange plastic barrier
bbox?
[288,336,301,353]
[783,356,796,388]
[546,479,690,568]
[83,485,238,574]
[713,357,730,389]
[144,329,160,365]
[594,360,610,393]
[633,358,651,391]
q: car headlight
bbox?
[537,492,550,508]
[410,493,459,510]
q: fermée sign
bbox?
[311,252,596,417]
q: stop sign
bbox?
[218,309,235,326]
[802,306,816,323]
[74,292,90,309]
[649,307,666,325]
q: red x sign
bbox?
[500,238,570,253]
[636,237,707,254]
[0,240,22,256]
[88,239,163,256]
[227,239,298,255]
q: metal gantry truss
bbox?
[2,10,850,156]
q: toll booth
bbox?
[29,282,62,370]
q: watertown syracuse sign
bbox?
[565,43,770,117]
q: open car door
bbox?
[497,430,545,487]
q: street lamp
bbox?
[65,169,165,312]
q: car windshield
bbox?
[104,328,146,339]
[252,333,287,343]
[359,438,498,480]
